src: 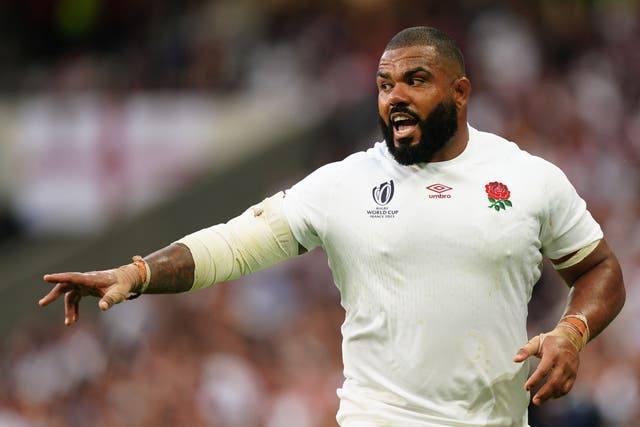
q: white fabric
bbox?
[552,239,601,270]
[282,125,602,426]
[177,191,299,290]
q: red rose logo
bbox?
[485,181,512,211]
[485,182,510,200]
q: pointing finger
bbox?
[44,272,81,283]
[44,272,102,286]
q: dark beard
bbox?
[379,99,458,165]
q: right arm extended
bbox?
[40,191,301,325]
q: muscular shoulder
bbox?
[473,128,564,178]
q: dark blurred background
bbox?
[0,1,638,426]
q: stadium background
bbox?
[0,0,638,426]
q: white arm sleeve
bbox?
[176,191,300,291]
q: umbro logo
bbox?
[426,183,453,199]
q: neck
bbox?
[430,122,469,162]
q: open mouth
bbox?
[391,113,419,142]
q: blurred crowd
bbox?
[1,0,639,426]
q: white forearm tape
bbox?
[553,239,601,270]
[176,191,299,291]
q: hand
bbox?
[39,263,143,325]
[513,331,580,406]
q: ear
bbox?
[452,77,471,109]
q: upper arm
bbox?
[552,239,623,287]
[552,239,625,340]
[538,160,603,261]
[283,161,346,252]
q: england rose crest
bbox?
[485,181,512,211]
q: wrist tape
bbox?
[538,313,590,353]
[557,313,590,351]
[131,255,151,293]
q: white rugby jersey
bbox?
[282,125,602,427]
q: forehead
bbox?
[377,45,444,76]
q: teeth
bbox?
[392,114,413,123]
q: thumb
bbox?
[98,298,111,311]
[514,334,543,363]
[98,289,128,311]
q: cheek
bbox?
[378,95,390,118]
[415,90,443,111]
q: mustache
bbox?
[389,105,420,122]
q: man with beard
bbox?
[40,27,624,426]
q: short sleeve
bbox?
[282,162,341,252]
[539,162,603,260]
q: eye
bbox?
[408,77,425,86]
[378,82,392,92]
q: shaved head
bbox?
[385,26,465,77]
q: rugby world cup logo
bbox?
[372,180,394,206]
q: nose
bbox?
[387,83,409,106]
